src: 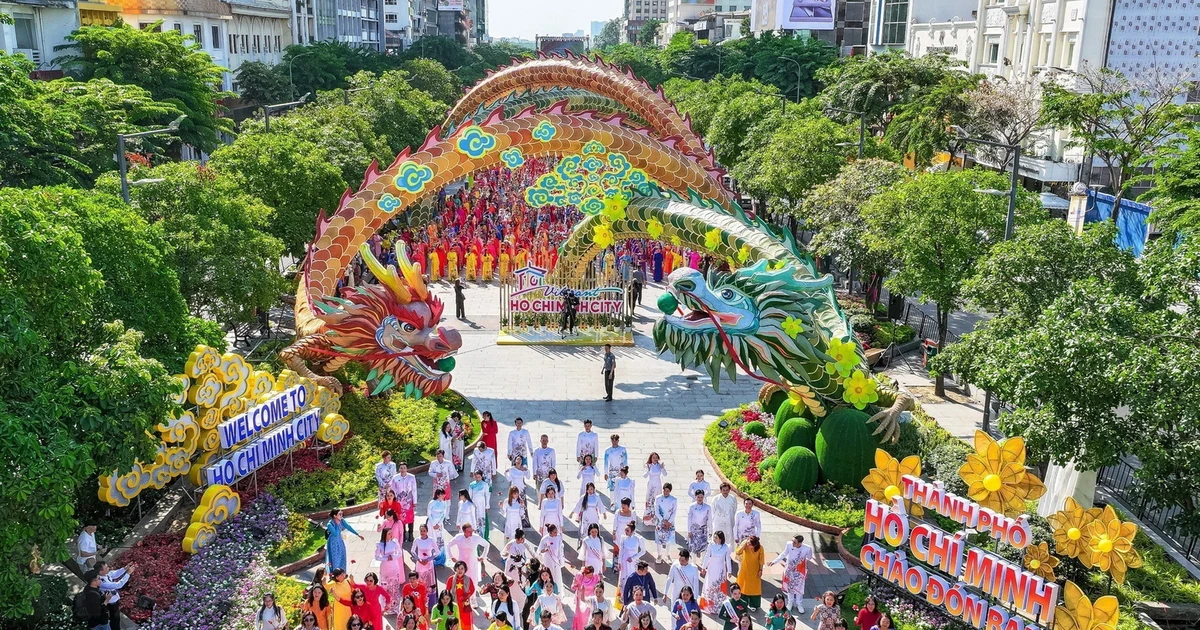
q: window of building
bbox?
[715,5,722,10]
[192,24,204,46]
[987,42,1000,64]
[212,25,221,48]
[385,13,397,22]
[253,34,260,52]
[13,15,35,50]
[229,33,236,52]
[1062,33,1077,66]
[878,0,908,46]
[242,34,248,51]
[1187,83,1200,104]
[275,35,281,50]
[173,23,182,32]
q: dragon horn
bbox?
[394,240,429,302]
[359,243,412,304]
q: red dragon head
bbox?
[312,242,462,398]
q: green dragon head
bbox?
[652,261,851,396]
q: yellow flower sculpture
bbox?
[862,449,923,515]
[737,244,752,263]
[781,316,804,339]
[1023,541,1059,581]
[646,218,664,239]
[1080,505,1143,584]
[704,227,723,250]
[842,370,879,409]
[1047,497,1103,559]
[957,431,1047,516]
[601,195,628,221]
[592,222,615,249]
[824,338,860,377]
[1055,581,1118,630]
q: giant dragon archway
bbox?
[282,53,912,438]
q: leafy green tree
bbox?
[663,76,777,139]
[58,23,233,152]
[0,193,179,619]
[0,54,179,187]
[1146,126,1200,236]
[241,99,393,185]
[472,41,534,68]
[96,163,286,325]
[406,35,481,71]
[863,169,1040,395]
[210,134,347,258]
[637,19,664,46]
[401,58,461,105]
[596,18,622,49]
[817,51,964,131]
[1043,66,1198,217]
[346,70,447,158]
[801,159,909,309]
[736,114,854,214]
[746,31,836,101]
[884,71,980,168]
[281,41,400,97]
[235,60,290,104]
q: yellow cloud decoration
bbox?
[862,449,923,516]
[1047,497,1103,559]
[1023,541,1059,581]
[1054,581,1118,630]
[1079,505,1143,584]
[957,430,1047,516]
[182,484,241,553]
[182,523,217,555]
[318,413,350,444]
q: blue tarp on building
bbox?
[1083,190,1153,256]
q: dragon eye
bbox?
[402,322,417,333]
[720,288,736,301]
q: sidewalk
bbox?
[883,351,988,442]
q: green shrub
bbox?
[923,440,971,497]
[272,575,309,627]
[344,392,441,464]
[778,418,818,452]
[269,511,325,565]
[758,455,778,475]
[773,400,806,435]
[849,314,876,334]
[272,468,343,513]
[743,421,768,438]
[872,322,916,346]
[815,408,878,489]
[775,446,819,492]
[759,386,787,414]
[12,575,74,630]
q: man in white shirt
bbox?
[537,610,565,630]
[97,560,132,630]
[734,497,762,545]
[602,434,627,492]
[507,416,535,466]
[447,523,488,585]
[576,419,599,465]
[687,470,710,502]
[75,523,100,569]
[532,434,556,487]
[471,441,498,483]
[710,483,737,544]
[661,549,701,605]
[375,450,397,500]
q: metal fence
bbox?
[1097,457,1200,563]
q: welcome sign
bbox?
[507,265,624,315]
[860,474,1058,630]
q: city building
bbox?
[906,0,1200,192]
[225,0,291,85]
[590,19,605,40]
[621,0,666,43]
[382,0,412,50]
[750,0,869,56]
[332,0,382,49]
[665,0,751,40]
[110,0,232,88]
[0,0,79,70]
[691,9,749,42]
[471,0,485,44]
[435,0,467,44]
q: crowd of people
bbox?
[335,159,712,295]
[242,414,898,630]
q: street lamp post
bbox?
[826,106,866,160]
[752,90,787,116]
[343,85,370,105]
[950,126,1021,241]
[287,50,313,100]
[117,115,187,204]
[779,55,804,103]
[262,93,311,132]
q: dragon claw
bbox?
[867,392,914,444]
[317,376,344,396]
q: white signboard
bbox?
[437,0,463,10]
[776,0,836,30]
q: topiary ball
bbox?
[778,418,818,452]
[757,455,779,475]
[774,446,819,493]
[773,400,806,435]
[815,407,878,489]
[743,421,768,438]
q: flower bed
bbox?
[114,532,191,623]
[705,405,866,528]
[140,494,288,630]
[842,581,967,630]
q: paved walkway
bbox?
[295,281,860,630]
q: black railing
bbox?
[1097,457,1200,563]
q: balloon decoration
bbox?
[98,345,345,508]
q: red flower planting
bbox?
[113,532,190,622]
[729,428,764,482]
[740,408,762,423]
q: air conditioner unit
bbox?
[15,48,42,64]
